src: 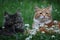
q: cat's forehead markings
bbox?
[36,8,49,13]
[42,8,47,11]
[39,9,46,12]
[42,9,45,10]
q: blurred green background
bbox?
[0,0,60,40]
[0,0,60,27]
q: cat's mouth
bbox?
[39,16,49,19]
[38,16,51,22]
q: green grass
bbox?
[0,0,60,40]
[0,0,60,27]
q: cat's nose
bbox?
[42,16,45,18]
[42,14,45,18]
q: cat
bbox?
[4,10,24,33]
[0,10,24,35]
[32,6,60,33]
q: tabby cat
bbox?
[4,10,24,32]
[32,6,60,33]
[0,10,24,35]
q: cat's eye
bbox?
[40,13,42,14]
[46,13,48,14]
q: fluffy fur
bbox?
[0,10,24,35]
[32,6,60,33]
[4,11,24,33]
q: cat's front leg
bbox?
[39,23,49,33]
[32,22,40,31]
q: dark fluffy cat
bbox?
[0,10,24,35]
[4,11,24,32]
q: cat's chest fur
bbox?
[33,18,52,27]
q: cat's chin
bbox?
[39,16,50,20]
[39,16,44,19]
[38,17,50,21]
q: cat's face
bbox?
[4,11,23,25]
[4,12,17,25]
[34,6,52,20]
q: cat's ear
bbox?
[34,6,41,12]
[4,11,9,16]
[46,5,52,11]
[15,9,21,15]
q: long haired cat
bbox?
[4,10,24,33]
[32,6,60,33]
[0,10,24,35]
